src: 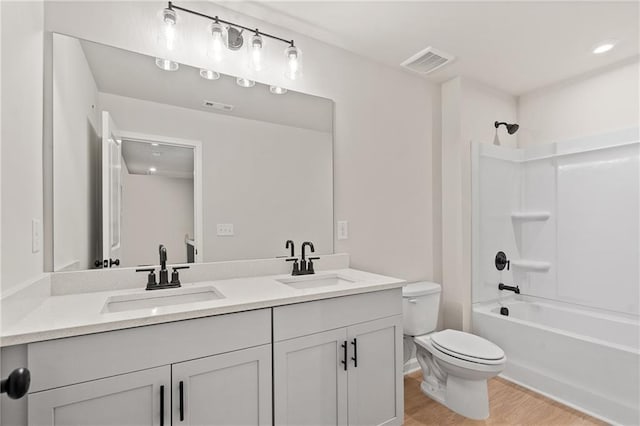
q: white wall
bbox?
[121,171,194,267]
[518,59,639,147]
[1,1,44,293]
[441,77,518,330]
[52,34,101,271]
[100,92,333,262]
[43,1,439,282]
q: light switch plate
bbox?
[337,221,348,240]
[32,219,41,253]
[217,223,234,236]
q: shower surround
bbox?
[471,128,640,424]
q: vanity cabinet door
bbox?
[274,328,349,426]
[28,365,170,426]
[347,315,403,426]
[171,344,271,426]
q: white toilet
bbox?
[402,282,506,420]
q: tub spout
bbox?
[498,283,520,294]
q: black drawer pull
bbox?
[179,380,185,421]
[160,385,164,426]
[351,338,358,367]
[341,341,348,371]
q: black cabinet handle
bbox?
[179,380,184,421]
[109,258,120,267]
[341,341,348,371]
[351,338,358,367]
[160,385,165,426]
[0,368,30,400]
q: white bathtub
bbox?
[473,296,640,425]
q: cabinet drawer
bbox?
[28,309,270,392]
[273,289,402,341]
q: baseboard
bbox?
[403,357,420,375]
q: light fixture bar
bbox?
[168,2,295,47]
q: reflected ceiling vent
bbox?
[202,100,234,111]
[400,46,454,75]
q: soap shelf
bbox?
[510,260,551,272]
[511,211,551,221]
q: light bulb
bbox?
[284,44,302,80]
[209,21,226,62]
[269,86,287,95]
[199,69,220,80]
[248,33,263,71]
[236,77,255,88]
[159,8,177,51]
[155,58,179,71]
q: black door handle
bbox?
[1,368,30,400]
[351,338,358,367]
[341,341,348,371]
[179,380,184,421]
[160,385,164,426]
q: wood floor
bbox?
[404,371,606,425]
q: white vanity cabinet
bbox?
[28,366,170,426]
[24,309,271,426]
[172,344,271,425]
[273,288,403,426]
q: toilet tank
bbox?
[402,281,441,336]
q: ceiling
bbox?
[221,1,640,95]
[122,140,194,179]
[80,39,333,132]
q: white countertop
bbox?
[0,268,404,347]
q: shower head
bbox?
[494,121,519,135]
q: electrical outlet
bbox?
[216,223,234,236]
[32,219,41,253]
[337,220,348,240]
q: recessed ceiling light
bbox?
[200,69,220,80]
[269,85,287,95]
[236,77,255,88]
[149,167,157,173]
[151,143,160,147]
[155,57,179,71]
[592,40,617,54]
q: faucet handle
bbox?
[307,257,320,274]
[170,266,189,286]
[136,268,157,289]
[286,257,300,275]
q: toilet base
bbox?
[444,376,489,420]
[419,375,489,420]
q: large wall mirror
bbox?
[48,33,334,271]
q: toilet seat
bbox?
[415,331,505,366]
[431,330,505,365]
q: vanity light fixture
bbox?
[236,77,256,88]
[248,32,264,71]
[208,21,226,62]
[592,40,617,54]
[269,85,287,95]
[284,44,302,80]
[160,7,177,51]
[155,57,179,71]
[161,2,302,79]
[199,68,221,80]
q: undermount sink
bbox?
[277,273,356,290]
[102,285,224,313]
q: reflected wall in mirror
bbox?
[49,33,334,271]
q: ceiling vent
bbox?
[202,100,234,112]
[400,46,454,75]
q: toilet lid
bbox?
[431,330,504,361]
